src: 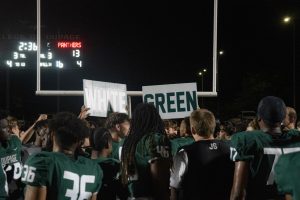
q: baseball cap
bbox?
[257,96,286,126]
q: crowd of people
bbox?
[1,96,300,200]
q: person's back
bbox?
[22,112,103,200]
[180,139,233,200]
[95,157,128,200]
[230,96,300,200]
[22,151,102,199]
[90,127,128,200]
[231,129,300,199]
[171,108,233,200]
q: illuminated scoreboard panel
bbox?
[4,41,82,68]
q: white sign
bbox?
[142,83,198,119]
[83,79,127,117]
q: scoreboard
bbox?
[1,40,83,69]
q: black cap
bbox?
[257,96,286,126]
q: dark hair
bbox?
[49,112,89,150]
[121,103,168,184]
[105,112,129,130]
[220,121,235,136]
[89,127,112,151]
[257,96,286,128]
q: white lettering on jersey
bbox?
[63,171,95,200]
[209,143,218,150]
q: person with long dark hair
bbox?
[121,103,171,200]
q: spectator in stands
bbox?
[230,96,300,200]
[22,112,102,200]
[90,127,128,200]
[121,103,171,200]
[283,107,297,131]
[170,109,234,200]
[0,111,23,199]
[105,112,130,160]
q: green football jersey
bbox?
[127,132,171,198]
[275,151,300,200]
[111,138,125,160]
[111,141,119,160]
[170,136,194,156]
[230,130,300,199]
[22,151,103,200]
[0,135,22,198]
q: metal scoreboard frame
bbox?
[35,0,219,98]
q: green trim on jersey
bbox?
[275,152,300,200]
[170,137,194,156]
[128,132,171,198]
[0,135,22,198]
[22,151,103,200]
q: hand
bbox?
[36,114,47,122]
[78,105,90,120]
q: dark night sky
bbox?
[0,0,299,120]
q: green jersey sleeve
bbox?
[230,131,258,161]
[21,152,52,187]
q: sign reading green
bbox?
[143,83,198,119]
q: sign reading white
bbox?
[143,83,198,119]
[83,79,127,117]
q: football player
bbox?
[170,109,234,200]
[230,96,300,200]
[0,112,23,199]
[22,112,103,200]
[121,103,171,199]
[90,127,128,200]
[105,112,130,160]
